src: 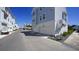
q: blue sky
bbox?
[10,7,79,27]
[10,7,32,27]
[67,7,79,25]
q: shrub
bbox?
[63,26,74,36]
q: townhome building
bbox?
[0,7,18,34]
[32,7,68,36]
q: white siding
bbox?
[0,7,18,34]
[32,7,68,36]
[32,7,55,35]
[55,7,68,36]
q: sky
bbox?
[67,7,79,25]
[10,7,79,27]
[10,7,32,27]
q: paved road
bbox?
[0,30,76,51]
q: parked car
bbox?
[23,28,25,30]
[1,27,9,34]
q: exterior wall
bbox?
[0,8,4,31]
[0,7,9,33]
[32,7,55,35]
[14,24,19,30]
[33,20,55,35]
[0,7,18,34]
[7,12,18,31]
[12,18,16,30]
[55,7,68,36]
[32,7,68,36]
[7,14,14,31]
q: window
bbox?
[2,10,8,19]
[10,27,12,29]
[62,23,66,27]
[32,11,35,16]
[8,19,9,21]
[40,16,42,21]
[40,7,42,10]
[4,13,8,19]
[12,22,13,25]
[59,20,62,24]
[32,19,35,22]
[2,23,7,26]
[43,14,45,19]
[62,12,67,21]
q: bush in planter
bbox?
[63,26,74,36]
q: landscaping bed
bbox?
[48,26,75,42]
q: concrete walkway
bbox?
[64,31,79,50]
[22,36,75,51]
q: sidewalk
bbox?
[64,31,79,50]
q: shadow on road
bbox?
[21,30,49,36]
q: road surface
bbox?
[0,30,76,51]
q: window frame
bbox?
[62,12,67,21]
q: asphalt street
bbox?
[0,30,76,51]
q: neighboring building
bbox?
[32,7,68,36]
[24,24,32,30]
[15,24,19,30]
[0,7,18,34]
